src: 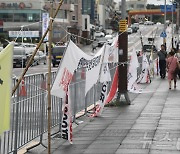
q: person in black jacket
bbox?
[157,44,167,79]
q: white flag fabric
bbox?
[90,44,113,117]
[99,45,112,83]
[61,89,73,144]
[85,46,104,94]
[103,37,119,63]
[128,48,139,91]
[90,82,109,117]
[51,40,92,98]
[137,53,151,83]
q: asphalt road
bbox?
[12,24,165,77]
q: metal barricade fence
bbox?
[0,65,118,154]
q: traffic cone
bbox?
[19,78,27,97]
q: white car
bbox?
[127,27,133,34]
[105,35,113,45]
[94,31,105,38]
[144,21,154,25]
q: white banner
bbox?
[51,40,92,98]
[61,89,72,144]
[90,82,108,117]
[105,37,119,63]
[105,35,119,63]
[137,54,151,83]
[85,46,104,94]
[90,45,112,117]
[128,48,139,92]
[42,13,49,41]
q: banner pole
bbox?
[47,0,53,153]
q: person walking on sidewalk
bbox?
[158,44,167,79]
[166,51,179,89]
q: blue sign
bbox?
[160,31,167,38]
[160,5,175,12]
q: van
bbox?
[143,44,157,53]
[52,46,66,67]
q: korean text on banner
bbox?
[51,40,92,98]
[61,88,73,143]
[0,43,13,136]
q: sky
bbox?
[114,0,172,5]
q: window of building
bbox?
[137,4,144,9]
[82,0,91,15]
[0,13,13,22]
[72,15,76,20]
[57,10,67,19]
[130,4,134,8]
[28,14,33,21]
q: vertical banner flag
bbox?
[128,48,140,92]
[107,34,119,63]
[90,45,112,117]
[105,67,118,104]
[85,46,104,94]
[0,42,14,136]
[42,13,49,41]
[51,40,92,98]
[90,82,109,117]
[61,88,73,143]
[137,53,151,83]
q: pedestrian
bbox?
[174,37,177,48]
[157,44,167,79]
[166,51,179,89]
[92,41,97,53]
[175,48,180,79]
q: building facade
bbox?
[0,0,46,42]
[97,0,116,29]
[0,0,83,43]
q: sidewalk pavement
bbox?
[27,76,180,154]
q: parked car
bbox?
[143,44,157,53]
[105,35,113,45]
[130,25,138,33]
[127,27,133,34]
[52,46,66,67]
[34,51,47,65]
[94,31,105,38]
[156,22,161,25]
[96,37,107,47]
[13,48,31,67]
[144,21,154,25]
[14,43,37,55]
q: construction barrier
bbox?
[0,66,115,154]
[0,56,158,153]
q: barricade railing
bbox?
[0,57,158,153]
[0,65,117,154]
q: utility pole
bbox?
[117,0,130,105]
[164,0,167,48]
[172,0,174,48]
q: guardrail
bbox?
[0,56,157,154]
[0,65,116,154]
